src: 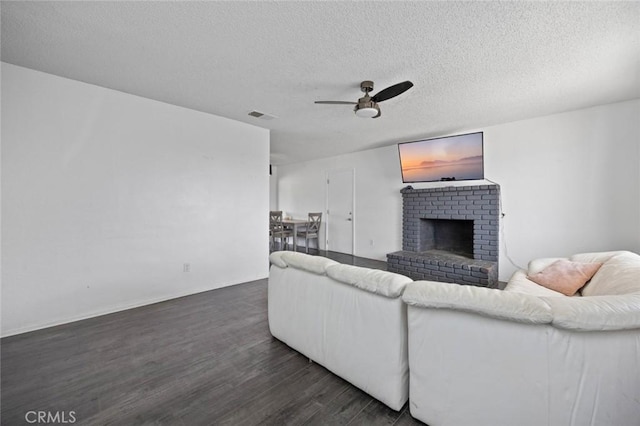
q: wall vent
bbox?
[248,110,277,120]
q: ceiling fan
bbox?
[315,80,413,118]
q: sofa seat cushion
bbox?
[325,264,412,298]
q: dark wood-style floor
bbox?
[1,251,424,425]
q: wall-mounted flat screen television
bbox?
[398,132,484,183]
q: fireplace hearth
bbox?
[387,184,500,287]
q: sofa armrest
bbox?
[542,294,640,331]
[402,281,553,324]
[269,251,288,268]
[269,251,339,274]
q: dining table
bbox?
[282,218,308,252]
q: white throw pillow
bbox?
[581,252,640,296]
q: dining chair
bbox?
[270,210,292,250]
[297,212,322,253]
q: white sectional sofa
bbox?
[268,251,412,411]
[268,250,640,423]
[403,250,640,426]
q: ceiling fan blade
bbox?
[373,109,381,119]
[371,81,414,103]
[314,101,358,105]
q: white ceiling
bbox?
[2,1,639,165]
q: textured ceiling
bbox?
[2,1,639,165]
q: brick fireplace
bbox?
[387,184,500,287]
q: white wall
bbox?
[278,146,403,258]
[486,99,640,276]
[1,63,270,336]
[269,164,279,210]
[278,99,640,281]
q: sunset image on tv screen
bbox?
[399,132,483,182]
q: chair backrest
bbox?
[307,212,322,233]
[270,211,284,232]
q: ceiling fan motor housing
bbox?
[360,80,374,93]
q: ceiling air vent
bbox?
[248,110,277,120]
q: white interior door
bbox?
[327,169,354,255]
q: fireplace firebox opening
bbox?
[420,219,474,258]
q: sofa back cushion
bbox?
[581,251,640,297]
[403,281,553,324]
[542,293,640,330]
[326,264,412,298]
[570,251,628,264]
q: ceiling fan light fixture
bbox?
[355,106,379,118]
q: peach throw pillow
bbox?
[527,259,603,296]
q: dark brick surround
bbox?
[387,184,500,287]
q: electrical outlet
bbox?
[183,263,191,273]
[370,239,375,246]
